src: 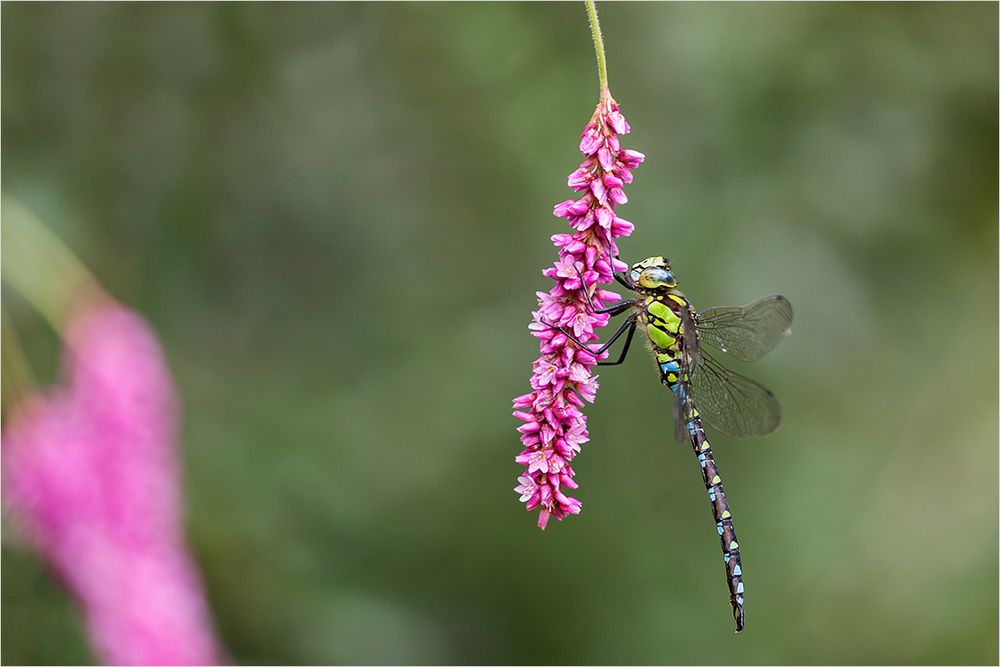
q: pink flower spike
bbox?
[2,303,225,665]
[514,93,643,529]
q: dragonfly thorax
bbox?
[629,256,678,293]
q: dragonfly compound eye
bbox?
[639,267,677,290]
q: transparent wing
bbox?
[688,353,781,438]
[679,305,702,366]
[696,295,792,362]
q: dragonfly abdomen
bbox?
[688,411,746,632]
[645,293,746,631]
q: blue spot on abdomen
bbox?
[659,360,680,374]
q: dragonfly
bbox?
[545,255,792,632]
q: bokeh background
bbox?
[2,2,997,664]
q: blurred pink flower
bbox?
[2,303,225,665]
[513,94,644,529]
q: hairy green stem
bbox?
[584,0,609,95]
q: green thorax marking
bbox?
[642,292,688,352]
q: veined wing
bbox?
[688,353,781,438]
[679,303,702,366]
[696,295,792,362]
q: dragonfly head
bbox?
[630,256,677,291]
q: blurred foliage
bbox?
[2,3,997,664]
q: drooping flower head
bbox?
[3,303,226,665]
[513,92,644,529]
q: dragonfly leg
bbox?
[607,252,637,291]
[592,299,635,316]
[540,313,638,359]
[612,271,634,290]
[571,263,636,316]
[596,319,637,366]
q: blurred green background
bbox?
[2,2,997,664]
